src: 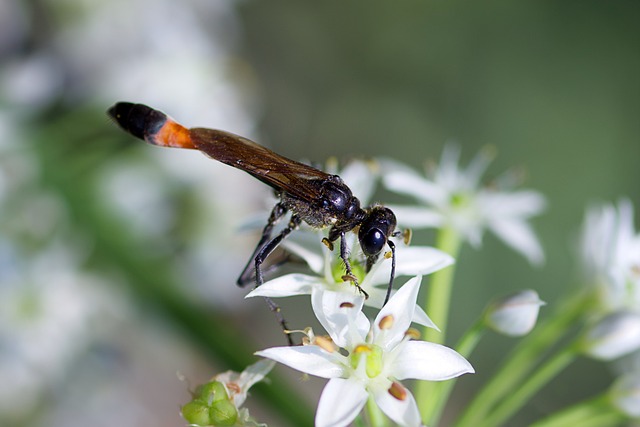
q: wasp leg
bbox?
[382,240,396,306]
[337,232,369,299]
[252,214,302,346]
[237,202,288,287]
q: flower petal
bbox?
[386,205,444,228]
[255,346,346,379]
[339,160,378,204]
[311,288,369,348]
[383,170,445,205]
[390,341,474,381]
[373,386,422,427]
[373,276,422,351]
[245,273,318,298]
[283,237,325,274]
[366,246,454,286]
[412,304,439,330]
[487,218,545,265]
[315,378,368,427]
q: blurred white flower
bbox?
[579,199,640,312]
[484,290,545,337]
[382,145,546,265]
[581,311,640,361]
[256,276,474,427]
[609,373,640,418]
[0,244,126,420]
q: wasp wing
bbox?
[189,128,332,202]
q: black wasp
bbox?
[108,102,403,341]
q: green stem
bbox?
[428,320,486,426]
[416,226,462,424]
[366,395,389,427]
[530,394,618,427]
[454,290,593,427]
[479,344,579,427]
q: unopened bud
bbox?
[484,290,545,337]
[582,311,640,360]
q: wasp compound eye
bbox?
[359,227,386,256]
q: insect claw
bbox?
[341,274,369,299]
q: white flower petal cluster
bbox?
[256,277,474,427]
[579,199,640,312]
[382,145,546,265]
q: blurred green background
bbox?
[0,0,638,426]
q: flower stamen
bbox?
[388,381,407,401]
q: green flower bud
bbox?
[209,397,239,426]
[197,381,229,405]
[181,400,212,426]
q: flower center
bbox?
[450,191,472,209]
[331,258,366,284]
[350,343,384,378]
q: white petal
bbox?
[488,218,545,265]
[368,246,454,286]
[373,386,422,427]
[311,288,369,348]
[463,146,494,188]
[384,171,447,205]
[483,190,546,218]
[610,373,640,417]
[390,341,474,381]
[245,273,318,298]
[340,160,378,204]
[583,311,640,361]
[315,378,368,427]
[255,346,346,378]
[373,276,422,351]
[386,205,444,228]
[282,238,325,274]
[412,304,439,330]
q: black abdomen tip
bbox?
[107,102,167,140]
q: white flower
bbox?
[382,145,546,265]
[484,290,545,337]
[609,373,640,418]
[579,199,640,312]
[256,276,474,427]
[581,311,640,361]
[247,231,452,328]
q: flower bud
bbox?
[181,400,212,426]
[582,311,640,360]
[484,290,545,336]
[197,380,229,405]
[209,398,239,426]
[609,373,640,418]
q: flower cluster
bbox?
[382,145,546,265]
[181,150,640,427]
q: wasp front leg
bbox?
[323,231,369,299]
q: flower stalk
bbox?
[416,225,462,423]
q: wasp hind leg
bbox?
[237,202,288,287]
[248,213,302,346]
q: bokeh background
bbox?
[0,1,638,426]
